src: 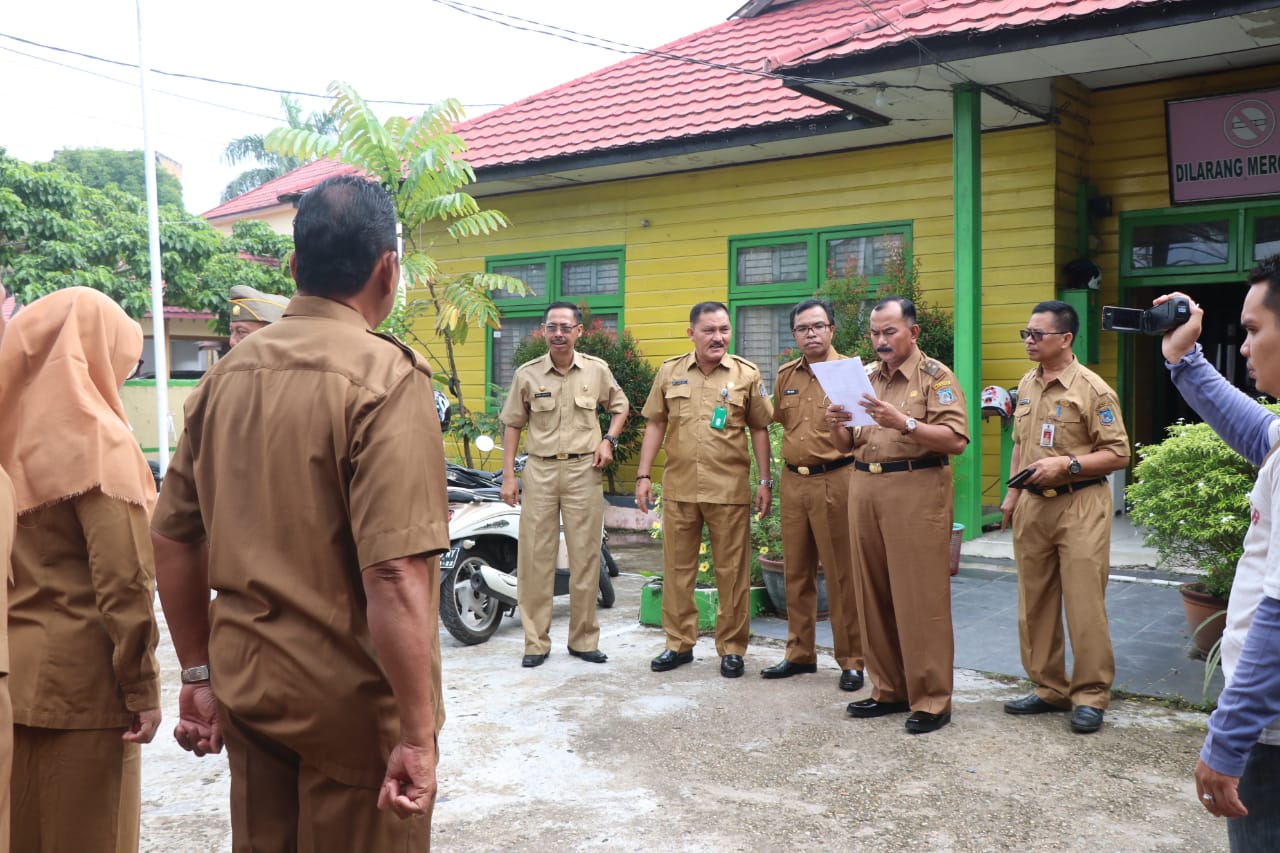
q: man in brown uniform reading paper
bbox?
[151,175,450,850]
[1000,299,1129,735]
[762,298,865,692]
[500,301,629,668]
[826,296,968,734]
[635,301,774,678]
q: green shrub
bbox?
[1126,409,1280,599]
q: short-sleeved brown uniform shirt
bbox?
[499,351,628,455]
[9,490,159,728]
[854,348,970,460]
[1013,358,1129,472]
[152,295,450,789]
[641,352,773,503]
[773,354,851,466]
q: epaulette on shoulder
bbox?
[920,359,941,377]
[367,330,430,374]
[662,353,688,364]
[778,357,802,373]
[579,352,607,366]
[515,354,546,371]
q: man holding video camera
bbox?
[1161,256,1280,850]
[1000,300,1130,734]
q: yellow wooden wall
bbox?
[414,126,1062,494]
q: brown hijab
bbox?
[0,287,156,515]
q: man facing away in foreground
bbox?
[151,175,450,850]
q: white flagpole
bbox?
[136,0,170,474]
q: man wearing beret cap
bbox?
[228,285,289,347]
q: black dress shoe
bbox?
[905,710,951,734]
[839,669,865,692]
[651,649,694,672]
[1004,693,1069,715]
[1070,705,1104,733]
[521,653,548,668]
[720,654,745,678]
[846,698,911,718]
[760,660,817,679]
[568,647,608,663]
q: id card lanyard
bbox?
[711,386,729,430]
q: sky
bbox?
[1,0,734,215]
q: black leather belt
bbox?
[785,457,856,476]
[535,453,588,460]
[853,456,948,474]
[1024,478,1106,498]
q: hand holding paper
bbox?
[811,357,879,427]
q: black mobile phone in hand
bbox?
[1006,468,1033,489]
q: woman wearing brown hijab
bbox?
[0,287,162,853]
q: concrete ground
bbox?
[142,541,1228,852]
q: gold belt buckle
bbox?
[869,462,883,474]
[1042,487,1058,497]
[797,466,810,476]
[555,452,569,460]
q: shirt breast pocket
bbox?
[573,395,598,430]
[726,391,748,427]
[1054,408,1088,449]
[665,384,692,420]
[530,395,556,414]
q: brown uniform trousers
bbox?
[517,456,605,655]
[219,708,429,853]
[660,500,752,656]
[849,463,955,714]
[1012,485,1115,709]
[11,727,140,853]
[849,348,968,716]
[780,466,863,669]
[1011,359,1129,709]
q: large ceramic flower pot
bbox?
[1180,583,1227,656]
[758,557,828,620]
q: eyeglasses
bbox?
[792,322,832,336]
[125,358,145,380]
[1018,329,1069,342]
[542,323,580,334]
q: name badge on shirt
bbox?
[1040,423,1055,447]
[711,406,728,430]
[783,388,800,395]
[671,379,689,386]
[534,391,552,398]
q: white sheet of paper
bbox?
[810,357,878,427]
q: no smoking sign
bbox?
[1224,99,1276,149]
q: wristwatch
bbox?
[1068,455,1082,476]
[901,417,918,435]
[603,434,619,448]
[180,664,210,684]
[759,479,775,488]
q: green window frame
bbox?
[1118,200,1280,287]
[485,246,625,400]
[727,222,911,389]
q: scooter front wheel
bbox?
[440,546,506,645]
[597,560,616,610]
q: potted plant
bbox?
[1126,412,1279,654]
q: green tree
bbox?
[511,308,657,491]
[815,243,953,368]
[52,148,184,209]
[266,81,528,465]
[0,147,293,325]
[221,95,339,202]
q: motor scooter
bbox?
[440,439,618,645]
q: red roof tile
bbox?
[766,0,1177,69]
[201,158,358,220]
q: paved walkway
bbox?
[747,514,1225,705]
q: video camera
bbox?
[1101,298,1191,336]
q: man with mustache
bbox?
[999,300,1129,735]
[500,302,629,668]
[826,296,968,733]
[761,298,864,693]
[636,302,774,678]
